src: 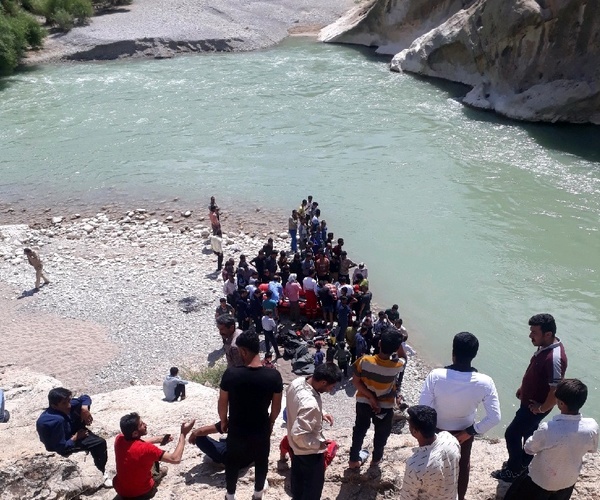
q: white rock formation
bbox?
[321,0,600,124]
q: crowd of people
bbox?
[29,196,599,500]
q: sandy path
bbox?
[0,283,118,394]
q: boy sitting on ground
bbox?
[163,367,188,402]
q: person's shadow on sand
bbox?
[17,287,40,299]
[184,458,253,487]
[205,270,221,280]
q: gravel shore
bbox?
[26,0,357,64]
[0,205,429,429]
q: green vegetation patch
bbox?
[183,363,227,388]
[0,0,46,76]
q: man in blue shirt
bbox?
[268,276,283,303]
[36,387,111,486]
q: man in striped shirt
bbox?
[348,327,406,469]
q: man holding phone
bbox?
[113,412,195,499]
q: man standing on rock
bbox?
[492,313,567,483]
[24,247,50,290]
[219,330,283,500]
[348,328,406,469]
[286,363,342,500]
[419,332,501,500]
[113,412,195,499]
[36,387,111,487]
[217,314,244,368]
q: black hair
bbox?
[529,313,557,335]
[266,290,273,298]
[407,405,437,438]
[380,328,402,355]
[170,367,179,376]
[236,330,260,355]
[452,332,479,364]
[555,379,588,412]
[216,314,236,329]
[313,363,342,384]
[48,387,72,406]
[120,412,141,440]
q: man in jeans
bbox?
[348,328,406,469]
[286,363,342,500]
[492,313,567,482]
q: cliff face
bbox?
[319,0,474,55]
[320,0,600,124]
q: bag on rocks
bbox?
[292,352,315,375]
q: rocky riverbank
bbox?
[25,0,356,64]
[2,212,600,499]
[0,205,429,430]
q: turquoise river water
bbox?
[1,37,600,432]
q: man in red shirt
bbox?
[113,413,195,499]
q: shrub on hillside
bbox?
[41,0,92,30]
[0,3,46,76]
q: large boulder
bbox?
[321,0,600,124]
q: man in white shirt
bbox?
[162,367,188,402]
[286,364,342,500]
[400,405,460,500]
[210,234,224,271]
[504,378,599,500]
[261,309,281,359]
[419,332,500,500]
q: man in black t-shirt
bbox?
[219,330,283,500]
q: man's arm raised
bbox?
[161,420,195,464]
